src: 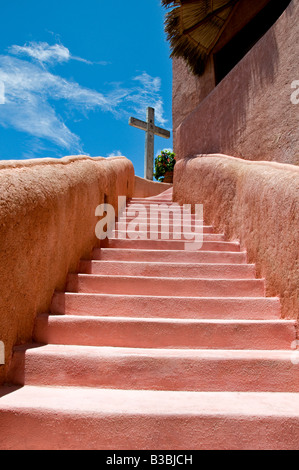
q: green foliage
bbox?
[153,150,176,182]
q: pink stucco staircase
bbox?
[1,189,299,450]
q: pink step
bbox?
[34,314,296,350]
[123,211,203,218]
[115,221,215,232]
[122,207,203,213]
[95,248,247,264]
[128,198,174,203]
[9,344,299,392]
[121,215,204,223]
[101,238,241,251]
[119,206,203,212]
[79,260,256,279]
[3,189,296,450]
[118,218,205,228]
[2,386,299,450]
[51,292,281,320]
[124,202,199,207]
[66,274,265,297]
[112,231,224,241]
[126,200,176,205]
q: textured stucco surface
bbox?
[0,155,134,384]
[172,56,215,135]
[173,0,299,165]
[134,176,172,198]
[173,155,299,320]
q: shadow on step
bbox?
[0,385,23,399]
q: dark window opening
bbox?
[214,0,292,85]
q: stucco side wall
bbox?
[134,176,172,198]
[174,0,299,165]
[172,56,215,134]
[0,155,135,384]
[173,155,299,320]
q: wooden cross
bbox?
[129,107,171,180]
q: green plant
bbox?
[153,150,176,182]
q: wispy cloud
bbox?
[8,42,91,65]
[128,72,167,126]
[107,150,123,158]
[0,42,167,157]
[0,55,112,153]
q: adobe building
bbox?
[163,0,299,320]
[164,0,298,165]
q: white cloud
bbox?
[128,72,167,126]
[107,150,123,158]
[9,42,71,65]
[0,42,168,156]
[0,55,113,153]
[8,41,96,66]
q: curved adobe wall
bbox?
[134,176,172,198]
[0,155,135,384]
[173,155,299,320]
[174,0,299,165]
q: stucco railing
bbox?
[173,154,299,320]
[0,155,135,383]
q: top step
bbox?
[128,198,173,204]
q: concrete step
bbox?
[101,238,241,252]
[94,248,247,264]
[3,190,295,450]
[112,231,224,241]
[124,206,192,213]
[34,314,296,350]
[66,274,265,297]
[120,214,204,221]
[2,386,299,449]
[118,218,205,229]
[9,345,299,393]
[128,198,174,204]
[122,208,203,219]
[126,201,177,206]
[78,260,256,279]
[127,199,174,203]
[115,222,215,233]
[51,292,281,320]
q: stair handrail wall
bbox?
[173,154,299,320]
[134,175,173,198]
[0,155,135,384]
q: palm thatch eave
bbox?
[162,0,241,76]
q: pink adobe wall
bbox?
[0,155,135,384]
[172,56,215,133]
[134,176,172,198]
[173,155,299,320]
[173,0,299,166]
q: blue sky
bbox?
[0,0,173,177]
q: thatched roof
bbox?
[162,0,241,76]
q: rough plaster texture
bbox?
[134,176,172,198]
[172,56,215,134]
[173,155,299,320]
[173,0,299,165]
[0,155,134,384]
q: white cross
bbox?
[129,107,171,180]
